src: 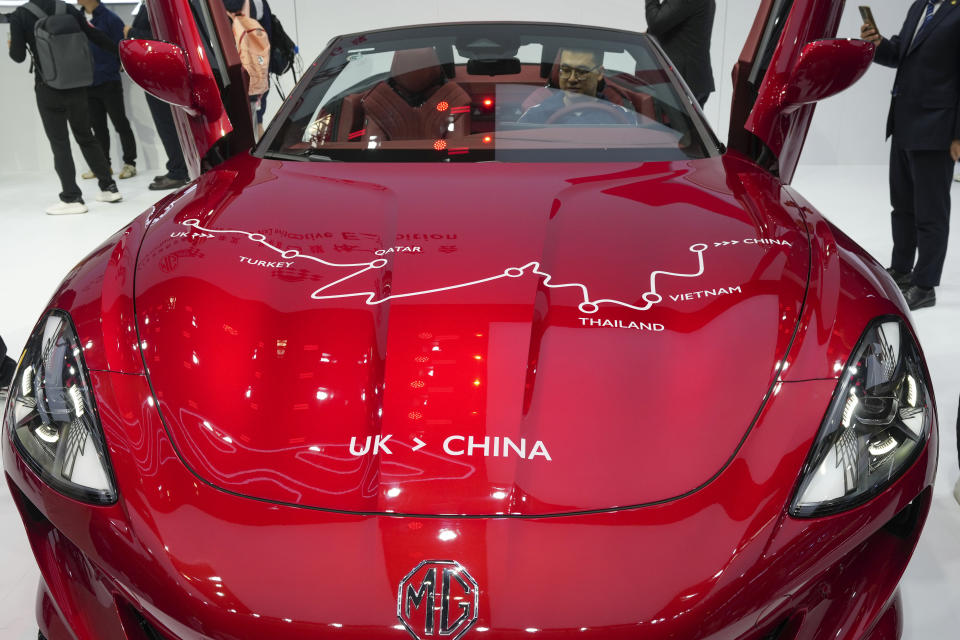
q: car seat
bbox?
[360,48,472,142]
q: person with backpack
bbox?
[224,0,271,139]
[7,0,123,215]
[77,0,138,182]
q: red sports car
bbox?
[2,1,937,639]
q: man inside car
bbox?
[519,47,638,124]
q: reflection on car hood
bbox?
[133,154,809,515]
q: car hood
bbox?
[133,154,809,515]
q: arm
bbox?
[126,8,153,40]
[645,0,700,35]
[8,12,27,63]
[863,7,914,69]
[69,6,117,55]
[872,34,904,68]
[106,12,126,45]
[259,0,273,39]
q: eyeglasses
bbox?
[558,63,601,79]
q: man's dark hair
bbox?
[559,46,604,66]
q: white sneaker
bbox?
[96,189,122,203]
[45,201,88,215]
[81,168,112,180]
[118,164,137,179]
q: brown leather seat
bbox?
[360,48,472,142]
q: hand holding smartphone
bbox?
[859,6,881,45]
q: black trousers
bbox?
[145,93,188,181]
[35,83,114,202]
[889,141,954,287]
[88,80,137,167]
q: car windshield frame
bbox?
[257,22,723,163]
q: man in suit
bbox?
[645,0,715,107]
[123,3,190,190]
[519,47,638,125]
[862,1,960,310]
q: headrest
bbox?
[391,48,445,95]
[549,50,562,87]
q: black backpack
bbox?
[268,13,298,77]
[23,1,94,90]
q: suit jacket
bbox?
[645,0,715,98]
[874,0,960,149]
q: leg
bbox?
[908,149,953,287]
[889,141,916,274]
[63,88,115,192]
[103,81,137,167]
[696,93,709,108]
[145,93,188,180]
[35,84,83,202]
[87,84,112,167]
[0,333,15,391]
[257,90,268,138]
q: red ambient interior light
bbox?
[482,98,494,108]
[433,140,448,151]
[482,135,492,144]
[436,101,450,112]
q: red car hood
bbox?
[133,154,809,515]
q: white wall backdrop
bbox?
[0,0,912,174]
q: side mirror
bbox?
[782,38,875,108]
[119,39,222,121]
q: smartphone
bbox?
[859,6,878,32]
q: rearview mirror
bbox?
[782,38,874,108]
[466,58,522,76]
[119,39,222,121]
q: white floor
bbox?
[0,165,958,638]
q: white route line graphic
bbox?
[182,219,708,314]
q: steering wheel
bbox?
[544,101,632,125]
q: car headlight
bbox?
[790,317,931,517]
[3,310,117,504]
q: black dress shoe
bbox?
[903,285,936,310]
[885,267,913,290]
[149,175,189,191]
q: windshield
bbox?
[264,23,718,162]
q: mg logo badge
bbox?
[397,560,479,640]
